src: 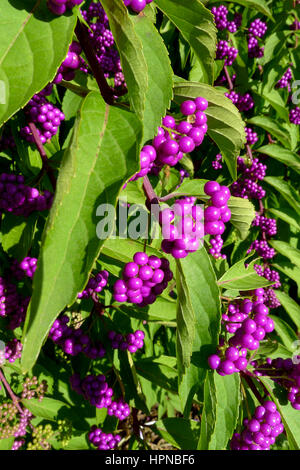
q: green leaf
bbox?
[176,259,196,375]
[256,340,293,360]
[227,196,256,240]
[218,258,273,290]
[21,91,142,372]
[176,247,221,415]
[174,81,246,180]
[264,177,300,215]
[64,434,90,450]
[155,0,217,84]
[154,418,201,450]
[131,14,173,142]
[269,240,300,269]
[22,397,71,421]
[0,0,77,126]
[199,372,240,450]
[270,315,298,350]
[262,32,290,65]
[273,262,300,298]
[247,117,291,149]
[0,437,14,450]
[257,144,300,173]
[1,213,36,259]
[135,356,178,393]
[259,377,300,450]
[210,0,273,19]
[274,291,300,331]
[101,0,147,120]
[268,207,300,232]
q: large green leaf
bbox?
[176,247,221,415]
[0,0,77,126]
[273,262,300,297]
[154,418,201,450]
[274,291,300,331]
[176,259,196,375]
[1,213,36,260]
[271,315,298,350]
[174,81,246,180]
[21,91,142,372]
[101,0,147,120]
[257,144,300,174]
[199,372,240,450]
[264,177,300,215]
[270,240,300,270]
[268,207,300,232]
[131,14,173,142]
[155,0,217,84]
[246,117,291,149]
[227,196,256,240]
[218,258,273,291]
[22,397,71,422]
[135,356,178,393]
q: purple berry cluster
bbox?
[70,373,113,409]
[208,290,274,375]
[247,239,276,259]
[89,426,121,450]
[160,197,203,259]
[11,257,37,280]
[253,357,300,411]
[0,174,53,217]
[245,127,258,145]
[53,42,86,84]
[124,0,153,13]
[276,68,292,90]
[81,2,124,88]
[47,0,82,15]
[254,265,281,289]
[204,181,231,259]
[12,439,25,451]
[150,97,208,171]
[77,270,109,299]
[289,107,300,125]
[216,40,238,66]
[5,339,22,363]
[0,131,15,152]
[225,91,254,112]
[49,315,105,359]
[107,399,131,420]
[231,157,266,200]
[252,214,277,237]
[113,253,173,305]
[248,36,264,58]
[212,153,223,170]
[108,329,145,354]
[248,19,268,38]
[230,400,284,450]
[211,5,242,32]
[247,18,267,58]
[21,93,65,145]
[129,145,157,182]
[0,276,29,330]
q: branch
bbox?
[28,122,56,191]
[75,20,115,105]
[241,373,265,405]
[224,65,233,91]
